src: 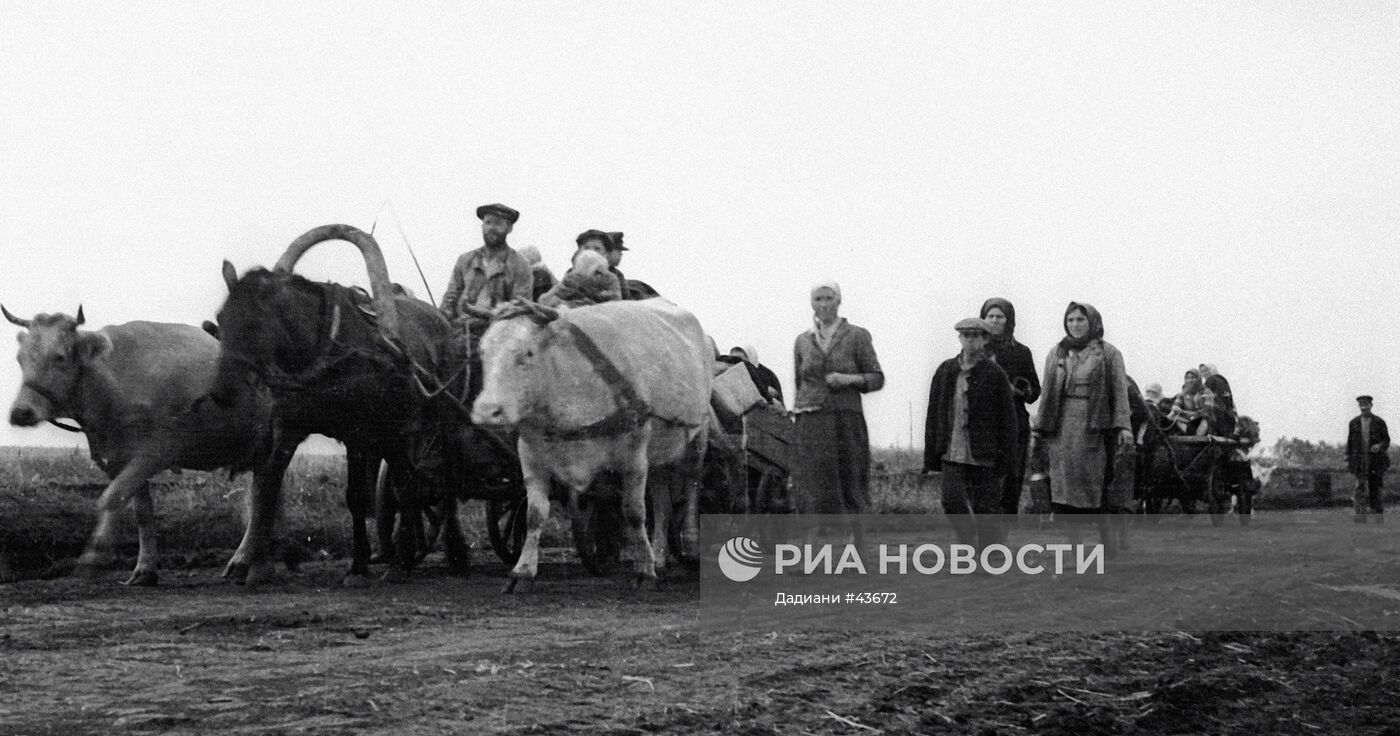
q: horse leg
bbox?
[372,461,396,564]
[440,495,471,576]
[343,446,378,587]
[226,429,302,585]
[379,459,417,583]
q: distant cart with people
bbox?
[1135,416,1261,526]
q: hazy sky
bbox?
[2,2,1397,453]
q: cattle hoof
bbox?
[123,570,159,587]
[502,576,534,594]
[222,560,250,583]
[631,574,659,592]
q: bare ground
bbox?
[4,514,1400,735]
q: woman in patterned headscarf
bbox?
[1032,302,1132,553]
[792,281,884,516]
[980,297,1040,516]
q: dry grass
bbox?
[0,446,574,580]
[7,443,1371,582]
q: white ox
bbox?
[4,306,272,585]
[471,299,712,591]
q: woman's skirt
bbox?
[1045,396,1107,511]
[793,410,871,514]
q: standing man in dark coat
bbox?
[1347,395,1390,522]
[923,318,1018,554]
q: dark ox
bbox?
[4,306,273,586]
[471,299,711,591]
[209,224,466,586]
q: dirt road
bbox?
[4,511,1400,735]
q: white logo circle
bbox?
[717,536,764,582]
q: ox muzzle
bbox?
[470,399,514,427]
[9,382,62,427]
[10,404,39,427]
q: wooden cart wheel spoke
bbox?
[486,496,528,566]
[572,495,622,577]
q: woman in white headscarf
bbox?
[792,281,884,514]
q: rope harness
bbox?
[533,321,703,442]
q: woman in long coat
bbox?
[792,282,884,515]
[980,297,1041,515]
[1033,302,1132,550]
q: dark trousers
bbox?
[940,462,1005,552]
[1000,426,1031,515]
[1355,471,1385,516]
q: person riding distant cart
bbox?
[1198,363,1237,437]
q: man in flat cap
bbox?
[923,318,1018,557]
[604,231,632,296]
[1346,395,1390,522]
[441,203,533,397]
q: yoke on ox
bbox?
[4,305,273,586]
[472,298,711,591]
[209,224,467,586]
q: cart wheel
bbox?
[573,495,623,577]
[486,497,528,566]
[411,504,445,565]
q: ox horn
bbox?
[75,305,85,326]
[1,304,31,328]
[274,224,401,341]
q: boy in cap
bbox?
[1347,395,1391,522]
[440,203,533,397]
[923,318,1019,555]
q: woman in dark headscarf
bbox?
[980,298,1040,516]
[1032,302,1132,552]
